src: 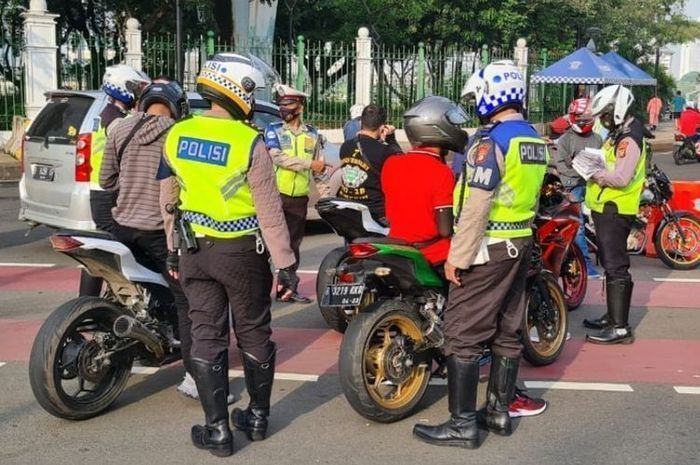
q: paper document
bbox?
[572,148,607,180]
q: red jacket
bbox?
[678,109,700,137]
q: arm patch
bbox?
[467,140,501,191]
[264,126,282,150]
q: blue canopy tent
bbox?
[600,51,657,86]
[531,47,632,85]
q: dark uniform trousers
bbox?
[444,237,532,361]
[80,190,119,296]
[280,194,309,271]
[111,224,192,371]
[180,235,274,362]
[592,203,634,280]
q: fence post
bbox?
[295,35,305,91]
[481,44,489,67]
[416,42,425,100]
[124,18,143,71]
[206,30,215,58]
[514,38,529,108]
[22,0,58,119]
[354,27,372,106]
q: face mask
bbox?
[280,105,301,122]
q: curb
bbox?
[0,156,20,181]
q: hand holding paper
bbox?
[572,148,607,181]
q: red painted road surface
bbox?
[1,266,700,386]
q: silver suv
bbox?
[18,91,287,231]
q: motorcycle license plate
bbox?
[32,165,55,182]
[321,284,365,307]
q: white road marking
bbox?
[297,270,319,274]
[524,381,634,392]
[0,262,56,268]
[228,369,319,382]
[130,367,160,375]
[652,278,700,283]
[674,386,700,394]
[0,362,6,368]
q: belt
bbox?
[486,220,531,231]
[183,211,259,233]
[195,234,256,244]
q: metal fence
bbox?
[58,31,126,91]
[0,32,24,131]
[526,48,574,125]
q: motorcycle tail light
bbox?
[674,134,685,142]
[50,235,84,251]
[337,271,356,283]
[349,243,379,258]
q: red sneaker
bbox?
[509,389,548,418]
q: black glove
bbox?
[166,250,179,275]
[277,266,299,291]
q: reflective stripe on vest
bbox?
[454,135,549,238]
[89,127,107,190]
[585,138,646,215]
[164,115,260,239]
[273,127,318,197]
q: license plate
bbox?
[33,165,55,182]
[321,284,365,307]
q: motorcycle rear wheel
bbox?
[561,244,588,310]
[522,272,568,366]
[339,300,431,423]
[29,297,134,420]
[655,213,700,270]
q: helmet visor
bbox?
[446,105,470,125]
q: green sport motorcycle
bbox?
[323,238,567,423]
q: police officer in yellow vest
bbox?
[414,61,548,449]
[264,84,327,303]
[583,85,646,345]
[81,65,150,297]
[160,53,296,457]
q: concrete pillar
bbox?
[22,0,59,119]
[124,18,143,71]
[514,38,529,108]
[354,27,372,107]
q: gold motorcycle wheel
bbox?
[339,300,431,423]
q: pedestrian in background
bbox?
[672,90,686,130]
[646,93,663,131]
[264,84,327,303]
[343,103,364,141]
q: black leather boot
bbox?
[232,343,276,441]
[190,353,233,457]
[586,278,634,345]
[479,355,519,436]
[583,313,610,330]
[413,356,480,449]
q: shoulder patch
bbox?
[474,141,492,165]
[616,139,630,158]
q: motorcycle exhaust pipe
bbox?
[113,315,164,360]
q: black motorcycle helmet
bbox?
[138,79,190,119]
[403,96,469,153]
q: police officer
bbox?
[413,61,548,449]
[161,53,296,457]
[264,84,327,303]
[80,65,150,297]
[583,85,646,345]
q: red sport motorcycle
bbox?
[536,175,588,310]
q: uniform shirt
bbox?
[678,109,700,137]
[381,149,454,264]
[265,120,325,172]
[555,129,603,188]
[338,133,402,220]
[592,118,642,188]
[100,103,127,135]
[158,122,295,269]
[100,112,174,231]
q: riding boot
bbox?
[586,278,634,344]
[232,343,276,441]
[189,353,233,457]
[479,355,519,436]
[413,356,480,449]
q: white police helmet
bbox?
[102,65,151,107]
[590,85,634,126]
[461,60,526,118]
[196,52,266,119]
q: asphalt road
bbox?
[1,154,699,465]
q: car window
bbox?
[253,110,280,129]
[188,97,210,115]
[26,95,94,144]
